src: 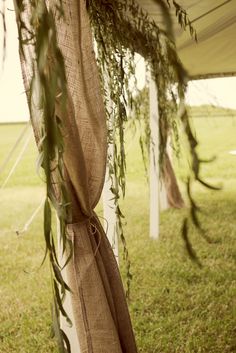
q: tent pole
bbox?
[102,165,119,262]
[149,77,168,239]
[57,217,81,353]
[102,75,119,262]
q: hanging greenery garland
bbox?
[86,0,214,270]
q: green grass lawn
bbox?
[0,114,236,353]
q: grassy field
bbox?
[0,113,236,352]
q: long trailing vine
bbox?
[1,0,218,351]
[13,0,72,351]
[86,0,216,269]
[0,0,6,63]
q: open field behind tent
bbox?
[0,112,236,353]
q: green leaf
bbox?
[44,198,52,251]
[61,330,72,353]
[52,262,71,294]
[53,280,72,327]
[181,218,202,267]
[52,300,68,353]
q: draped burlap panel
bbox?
[163,153,185,209]
[17,0,137,352]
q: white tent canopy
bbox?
[137,0,236,79]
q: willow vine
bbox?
[86,0,212,269]
[13,0,72,351]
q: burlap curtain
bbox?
[17,0,137,352]
[163,153,185,209]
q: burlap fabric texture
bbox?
[163,153,185,209]
[17,0,138,352]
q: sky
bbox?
[0,1,236,123]
[0,0,30,122]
